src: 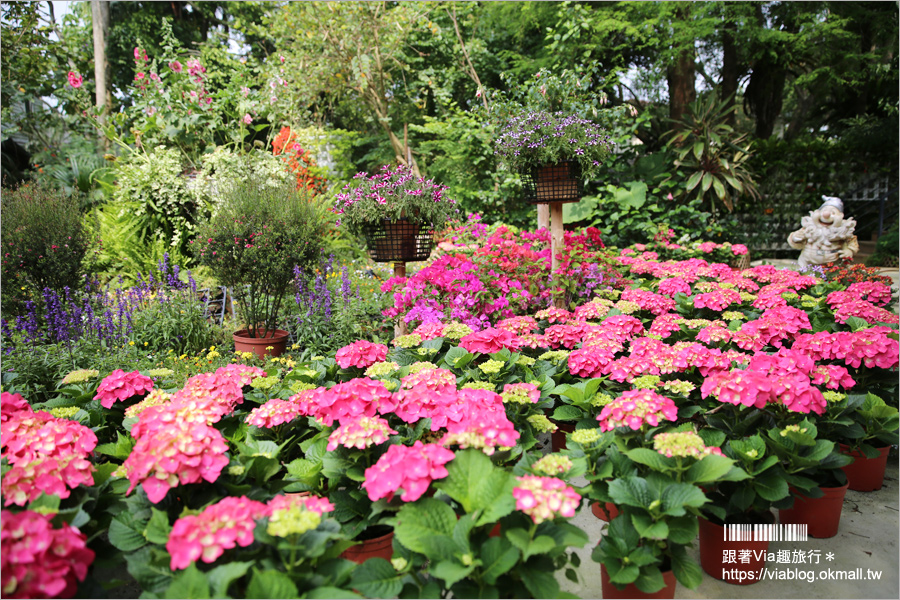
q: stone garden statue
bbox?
[788,196,859,267]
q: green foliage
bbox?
[128,290,222,356]
[0,180,91,313]
[193,176,327,336]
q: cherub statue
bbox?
[788,196,859,268]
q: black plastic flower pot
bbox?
[520,160,583,204]
[362,218,434,263]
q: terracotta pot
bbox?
[839,444,891,491]
[600,563,676,599]
[550,420,576,451]
[488,522,501,538]
[233,328,289,360]
[698,516,770,585]
[340,529,394,564]
[778,482,848,538]
[590,501,620,522]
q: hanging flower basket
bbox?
[520,161,583,204]
[362,218,433,263]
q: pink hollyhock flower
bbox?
[124,419,229,503]
[242,113,253,125]
[1,509,95,599]
[327,415,397,450]
[335,340,389,369]
[167,497,269,570]
[246,399,303,428]
[94,369,154,409]
[460,327,521,354]
[66,71,82,88]
[362,441,455,502]
[513,475,581,523]
[169,60,183,72]
[134,47,148,62]
[1,391,31,423]
[597,389,678,432]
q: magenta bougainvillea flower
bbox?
[597,389,678,432]
[166,496,269,570]
[512,475,581,524]
[335,340,389,369]
[94,369,154,408]
[459,327,521,354]
[327,415,397,451]
[362,441,455,502]
[1,509,95,599]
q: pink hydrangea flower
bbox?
[501,382,540,404]
[267,493,334,516]
[597,389,678,432]
[544,324,587,349]
[1,509,95,599]
[512,476,581,524]
[573,300,612,320]
[495,316,538,335]
[460,327,521,354]
[413,321,445,340]
[2,454,95,506]
[1,391,31,423]
[335,340,389,369]
[327,415,397,450]
[94,370,154,409]
[700,370,777,410]
[568,345,618,378]
[440,389,520,454]
[731,244,749,256]
[653,431,724,459]
[166,496,269,570]
[362,441,455,502]
[124,419,229,503]
[535,306,572,324]
[313,377,396,426]
[246,399,304,428]
[657,277,693,297]
[621,288,676,315]
[215,363,267,387]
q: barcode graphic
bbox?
[724,524,808,542]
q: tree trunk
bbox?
[91,0,110,151]
[720,8,739,126]
[666,5,696,122]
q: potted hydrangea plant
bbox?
[194,176,326,357]
[332,164,457,262]
[493,110,613,203]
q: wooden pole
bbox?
[537,204,550,231]
[91,1,109,151]
[549,202,565,308]
[393,261,408,338]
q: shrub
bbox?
[193,176,328,337]
[0,180,90,315]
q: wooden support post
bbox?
[537,204,550,231]
[393,261,408,338]
[550,202,565,308]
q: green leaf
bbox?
[624,447,671,472]
[631,513,668,540]
[660,483,707,516]
[754,473,790,502]
[246,568,299,599]
[393,498,457,554]
[670,545,704,589]
[95,431,135,460]
[109,512,148,552]
[666,516,699,544]
[435,450,515,525]
[163,565,210,599]
[686,454,736,484]
[551,405,584,422]
[520,568,559,599]
[430,559,476,588]
[701,172,714,192]
[712,176,726,200]
[479,537,520,585]
[206,561,253,598]
[144,508,172,545]
[685,171,703,192]
[608,477,654,508]
[349,558,404,598]
[305,587,363,599]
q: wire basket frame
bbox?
[520,161,584,204]
[362,219,434,263]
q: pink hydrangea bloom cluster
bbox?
[308,377,396,426]
[732,305,811,352]
[327,415,397,450]
[94,369,154,408]
[512,475,581,524]
[335,340,389,369]
[657,277,693,297]
[648,313,683,338]
[573,300,612,320]
[440,389,521,454]
[621,288,676,315]
[393,368,459,426]
[362,441,455,502]
[267,493,334,516]
[596,389,678,432]
[413,322,445,340]
[544,323,588,349]
[169,371,245,418]
[501,382,541,404]
[535,306,573,324]
[215,363,267,387]
[459,327,522,354]
[1,391,30,423]
[166,496,269,570]
[791,327,899,370]
[826,290,899,325]
[246,399,304,428]
[845,281,894,307]
[693,288,742,312]
[496,316,538,335]
[1,509,95,599]
[1,402,97,506]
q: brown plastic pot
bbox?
[778,482,849,538]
